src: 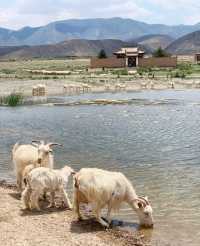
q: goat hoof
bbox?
[47,204,55,209]
[101,217,111,225]
[103,223,110,228]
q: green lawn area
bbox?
[1,58,200,80]
[0,59,90,80]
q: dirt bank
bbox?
[0,181,147,246]
[0,77,200,98]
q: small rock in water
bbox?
[111,220,123,227]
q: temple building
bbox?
[113,47,145,67]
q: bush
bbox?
[4,93,23,106]
[137,67,149,76]
[112,69,128,76]
[1,69,16,74]
[172,71,186,79]
[98,49,107,59]
[153,47,170,57]
[177,63,192,75]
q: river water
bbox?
[0,90,200,245]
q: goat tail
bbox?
[11,142,19,161]
[23,177,27,186]
[74,176,79,189]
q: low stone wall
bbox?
[90,57,126,68]
[91,57,177,69]
[177,55,195,64]
[138,57,177,68]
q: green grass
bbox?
[0,58,90,80]
[111,69,128,76]
[2,58,200,81]
[3,93,23,106]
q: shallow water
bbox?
[0,90,200,245]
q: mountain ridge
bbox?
[1,17,200,46]
[0,39,150,59]
[166,30,200,54]
[133,34,174,51]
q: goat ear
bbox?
[32,143,39,147]
[71,170,76,175]
[145,196,149,201]
[138,202,143,209]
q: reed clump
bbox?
[0,93,23,106]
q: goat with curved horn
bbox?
[74,168,154,228]
[12,140,58,192]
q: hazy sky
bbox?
[1,0,200,29]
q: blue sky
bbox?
[0,0,200,29]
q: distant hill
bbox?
[166,31,200,54]
[1,18,200,46]
[134,34,174,52]
[0,39,149,59]
[0,46,28,56]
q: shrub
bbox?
[177,63,192,75]
[1,69,16,74]
[153,47,170,57]
[137,67,149,75]
[172,71,186,79]
[98,49,107,59]
[4,93,23,106]
[112,69,128,76]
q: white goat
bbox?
[74,168,154,228]
[22,164,35,187]
[21,165,75,211]
[12,140,62,192]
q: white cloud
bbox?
[0,0,199,29]
[0,0,152,29]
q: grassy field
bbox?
[1,58,200,80]
[0,59,90,80]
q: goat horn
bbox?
[48,143,63,147]
[132,198,147,208]
[31,142,39,147]
[32,140,40,143]
[138,196,149,205]
[32,140,45,145]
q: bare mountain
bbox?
[166,31,200,54]
[0,39,149,59]
[0,45,28,56]
[134,34,174,52]
[0,18,200,46]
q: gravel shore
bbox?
[0,181,147,246]
[0,77,199,98]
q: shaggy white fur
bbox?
[21,165,74,211]
[12,141,61,192]
[74,168,153,228]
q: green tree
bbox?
[153,47,169,57]
[98,49,107,59]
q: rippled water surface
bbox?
[0,90,200,245]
